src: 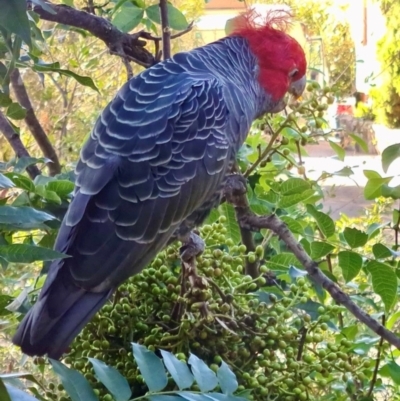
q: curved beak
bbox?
[289,75,306,99]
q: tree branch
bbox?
[31,2,155,68]
[159,0,171,59]
[224,174,400,349]
[10,69,61,176]
[0,110,40,179]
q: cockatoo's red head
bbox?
[231,9,307,102]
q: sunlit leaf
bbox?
[306,205,335,238]
[112,2,144,32]
[338,251,362,282]
[329,141,345,161]
[0,244,68,263]
[343,227,368,248]
[366,261,397,312]
[146,4,188,30]
[382,143,400,173]
[310,241,334,259]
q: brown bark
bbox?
[10,69,61,176]
[0,110,40,179]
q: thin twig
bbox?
[367,315,385,397]
[159,0,171,59]
[10,69,61,176]
[0,110,40,179]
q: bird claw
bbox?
[179,231,205,262]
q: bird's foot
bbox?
[180,231,207,289]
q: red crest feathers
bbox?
[229,6,307,101]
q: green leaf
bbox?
[387,310,400,330]
[31,0,57,14]
[0,206,55,230]
[160,350,194,390]
[146,4,188,30]
[6,102,27,120]
[0,173,14,189]
[306,205,335,238]
[310,241,334,259]
[382,143,400,173]
[47,180,74,197]
[278,188,314,208]
[0,379,11,401]
[0,295,12,316]
[372,243,392,259]
[265,253,301,271]
[329,141,345,161]
[367,261,397,312]
[89,359,131,401]
[0,92,12,107]
[50,359,99,401]
[217,361,238,395]
[280,177,311,195]
[381,184,400,199]
[0,0,31,46]
[363,169,382,179]
[3,383,39,401]
[188,353,218,392]
[384,361,400,385]
[343,227,368,248]
[349,134,368,153]
[338,251,362,282]
[32,64,98,92]
[5,172,35,192]
[280,216,303,234]
[218,204,241,244]
[112,3,144,32]
[132,343,167,392]
[14,157,49,173]
[0,244,68,263]
[364,177,392,200]
[35,185,62,204]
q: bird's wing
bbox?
[44,64,231,299]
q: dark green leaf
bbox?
[14,157,49,173]
[372,243,392,259]
[0,379,11,401]
[382,143,400,173]
[112,3,144,32]
[217,361,238,395]
[0,206,55,230]
[160,350,194,390]
[132,343,167,392]
[32,64,98,92]
[343,227,368,248]
[4,172,35,192]
[51,360,98,401]
[0,173,14,189]
[35,185,62,204]
[146,4,188,30]
[0,295,12,316]
[188,353,218,392]
[0,0,31,46]
[366,261,397,312]
[341,325,358,341]
[280,178,311,195]
[89,359,131,401]
[338,251,362,282]
[384,361,400,385]
[6,102,27,120]
[47,180,74,197]
[310,241,334,259]
[381,184,400,199]
[296,300,324,321]
[329,141,345,161]
[0,244,68,263]
[306,205,335,238]
[0,92,12,107]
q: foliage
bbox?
[370,0,400,128]
[1,2,400,401]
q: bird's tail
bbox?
[12,263,112,359]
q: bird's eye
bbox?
[289,68,299,78]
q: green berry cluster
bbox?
[52,218,366,401]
